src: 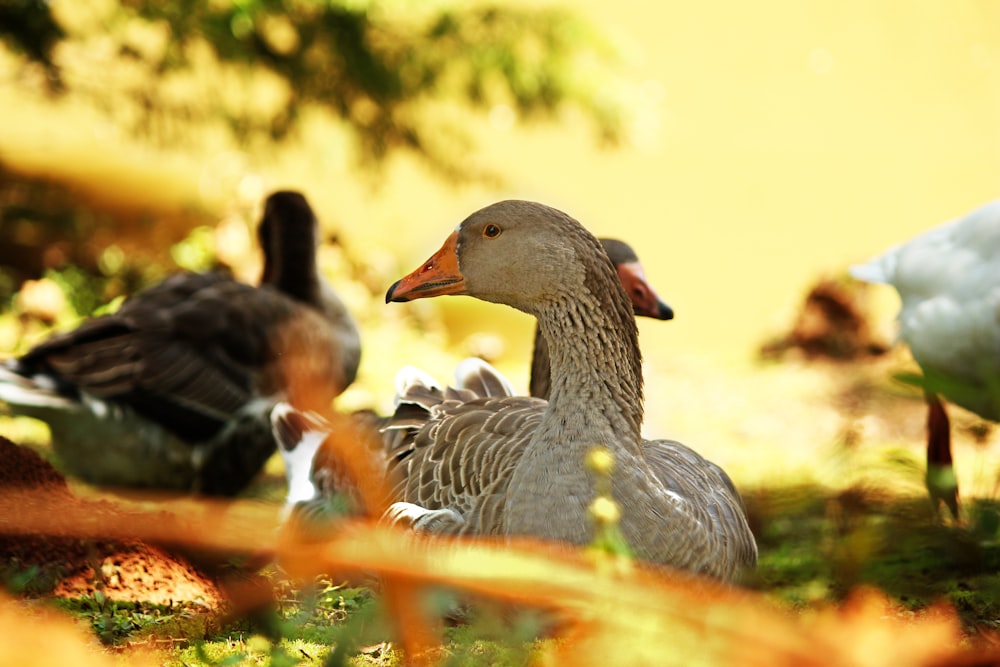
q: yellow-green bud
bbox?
[246,635,272,654]
[586,446,615,475]
[589,496,621,525]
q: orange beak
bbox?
[616,262,674,320]
[386,230,467,303]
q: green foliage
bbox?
[0,563,56,596]
[0,219,223,353]
[439,601,550,667]
[746,486,832,604]
[57,592,209,645]
[43,265,113,320]
[0,0,65,89]
[0,268,17,311]
[187,635,317,667]
[2,0,625,179]
[896,370,1000,421]
[9,477,1000,664]
[442,627,538,667]
[172,578,386,666]
[747,483,1000,630]
[170,226,219,273]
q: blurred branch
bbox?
[1,485,982,667]
[1,0,627,180]
[0,0,65,90]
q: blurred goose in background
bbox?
[850,200,1000,518]
[0,191,360,495]
[377,200,756,580]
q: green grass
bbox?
[745,483,1000,628]
[55,594,215,647]
[8,481,996,665]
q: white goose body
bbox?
[0,191,360,495]
[380,200,756,580]
[851,200,1000,420]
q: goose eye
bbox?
[483,224,502,239]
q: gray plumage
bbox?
[382,200,756,580]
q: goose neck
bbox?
[265,238,321,304]
[536,294,644,446]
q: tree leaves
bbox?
[1,0,626,180]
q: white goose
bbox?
[379,200,755,579]
[0,191,360,495]
[850,199,1000,517]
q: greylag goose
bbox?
[381,199,756,580]
[529,238,673,399]
[0,191,360,495]
[850,200,1000,518]
[275,241,672,526]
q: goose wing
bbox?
[383,366,544,535]
[12,272,342,442]
[643,438,757,569]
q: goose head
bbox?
[386,200,643,434]
[386,200,631,323]
[257,190,322,301]
[600,239,674,321]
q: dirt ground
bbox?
[0,436,223,607]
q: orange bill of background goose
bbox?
[0,191,360,495]
[376,200,756,580]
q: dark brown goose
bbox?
[529,238,672,399]
[380,200,756,580]
[0,191,360,495]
